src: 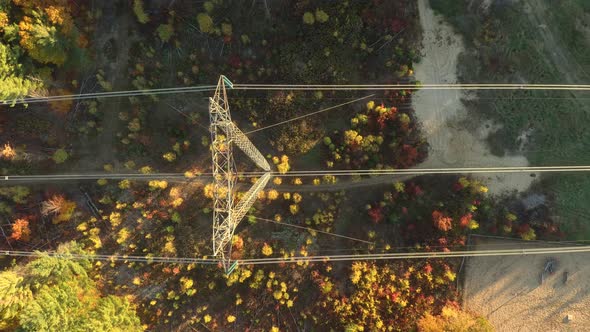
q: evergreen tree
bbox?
[0,271,32,330]
[84,296,143,332]
[0,242,143,331]
[0,43,40,105]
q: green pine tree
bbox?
[0,271,32,330]
[0,43,41,105]
[0,242,143,331]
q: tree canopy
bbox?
[0,242,143,331]
[0,43,40,105]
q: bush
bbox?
[162,152,176,162]
[221,23,232,36]
[133,0,149,24]
[315,9,329,23]
[52,149,68,164]
[156,24,174,42]
[303,12,315,25]
[197,13,214,33]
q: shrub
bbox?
[221,23,232,36]
[118,180,131,189]
[163,152,176,162]
[52,148,68,164]
[148,180,168,190]
[315,9,329,23]
[261,243,273,256]
[197,13,214,33]
[133,0,149,24]
[156,24,174,42]
[277,155,290,174]
[303,12,315,24]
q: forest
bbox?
[1,0,579,330]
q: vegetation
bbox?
[0,0,89,105]
[0,242,142,331]
[418,304,493,332]
[429,0,590,238]
[324,100,427,169]
[10,0,586,330]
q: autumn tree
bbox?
[11,1,79,66]
[18,10,71,65]
[1,142,17,159]
[432,210,453,232]
[313,261,457,331]
[10,218,31,242]
[41,194,76,224]
[325,100,427,170]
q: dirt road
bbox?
[464,236,590,331]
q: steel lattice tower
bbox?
[209,75,271,272]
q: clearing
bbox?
[412,0,535,194]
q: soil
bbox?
[463,236,590,331]
[412,0,536,195]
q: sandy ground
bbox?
[463,236,590,331]
[412,0,536,194]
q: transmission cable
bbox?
[4,245,590,266]
[0,249,219,265]
[2,86,216,106]
[233,83,590,91]
[3,83,589,106]
[238,245,590,265]
[5,165,590,182]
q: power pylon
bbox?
[209,75,271,272]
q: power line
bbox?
[238,245,590,265]
[4,245,590,266]
[296,238,590,253]
[5,165,590,182]
[0,173,202,182]
[234,83,590,91]
[274,165,590,176]
[3,83,589,106]
[0,249,219,265]
[2,86,216,106]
